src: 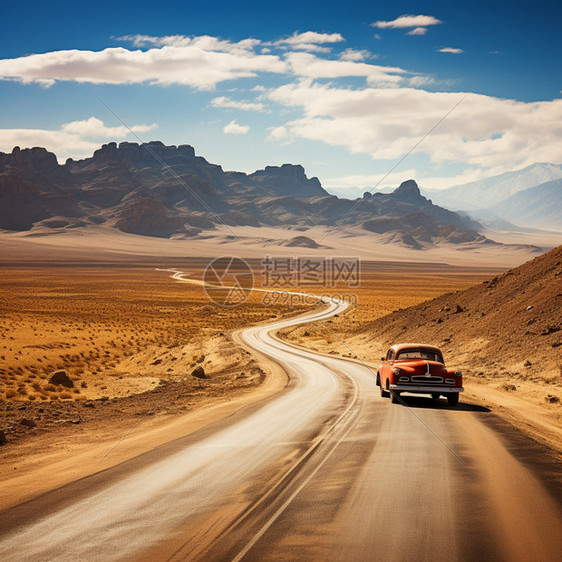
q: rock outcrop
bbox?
[0,142,490,247]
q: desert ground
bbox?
[0,231,560,512]
[2,222,554,266]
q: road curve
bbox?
[0,292,561,561]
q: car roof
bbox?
[390,343,443,354]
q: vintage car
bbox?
[376,343,463,406]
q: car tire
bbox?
[380,378,389,398]
[447,393,459,406]
[390,391,400,404]
[431,393,440,400]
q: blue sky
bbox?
[1,0,560,192]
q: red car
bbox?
[376,343,463,406]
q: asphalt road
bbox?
[0,297,560,561]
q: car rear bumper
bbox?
[389,384,464,394]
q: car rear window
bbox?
[396,349,444,363]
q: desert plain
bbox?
[0,232,560,512]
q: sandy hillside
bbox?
[364,244,562,379]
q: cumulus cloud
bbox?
[407,75,450,88]
[118,34,261,54]
[0,32,416,90]
[339,48,374,62]
[437,47,464,54]
[266,80,562,174]
[0,117,157,161]
[0,41,287,90]
[285,53,406,85]
[266,126,291,142]
[274,31,344,52]
[211,96,268,112]
[372,14,442,29]
[223,120,250,134]
[407,27,428,36]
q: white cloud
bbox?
[408,75,438,87]
[223,120,250,134]
[211,96,268,112]
[437,47,464,54]
[407,27,428,36]
[285,53,406,85]
[266,126,291,142]
[266,80,562,174]
[0,40,287,90]
[339,48,374,62]
[0,33,412,90]
[0,117,157,161]
[372,14,443,29]
[274,31,345,53]
[118,34,261,54]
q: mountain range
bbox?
[426,163,562,212]
[328,163,562,231]
[0,141,506,249]
[488,178,562,229]
[425,163,562,230]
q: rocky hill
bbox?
[0,141,496,247]
[366,244,562,379]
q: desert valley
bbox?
[1,3,561,559]
[1,141,560,501]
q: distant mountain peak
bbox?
[248,163,326,197]
[392,179,423,202]
[88,141,197,165]
[425,162,562,229]
[8,146,59,171]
